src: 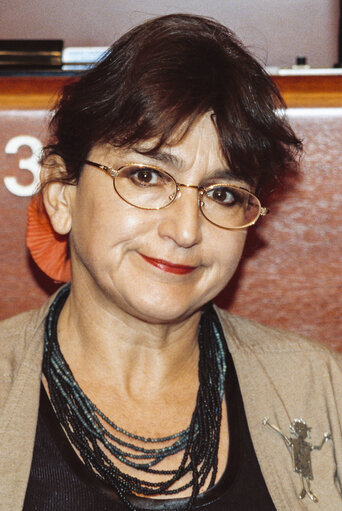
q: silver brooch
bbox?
[263,417,332,503]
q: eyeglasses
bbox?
[84,160,269,230]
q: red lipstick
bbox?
[140,254,196,275]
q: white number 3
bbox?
[4,135,42,197]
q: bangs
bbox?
[45,14,302,191]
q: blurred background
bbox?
[1,0,342,349]
[0,0,340,68]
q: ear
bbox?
[41,156,76,236]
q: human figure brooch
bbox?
[263,417,332,502]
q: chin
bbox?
[125,289,217,325]
[131,303,197,324]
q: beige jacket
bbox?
[1,296,342,511]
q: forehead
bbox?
[101,114,226,169]
[88,115,252,186]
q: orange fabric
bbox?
[26,196,71,283]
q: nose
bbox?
[157,186,202,248]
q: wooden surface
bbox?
[1,74,342,109]
[0,76,72,110]
[0,76,341,350]
[273,75,342,107]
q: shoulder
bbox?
[0,298,51,377]
[214,306,340,361]
[214,308,342,426]
[0,307,45,334]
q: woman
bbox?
[1,13,342,511]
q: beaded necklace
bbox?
[43,284,227,510]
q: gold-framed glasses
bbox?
[84,160,269,230]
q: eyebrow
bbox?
[133,148,181,168]
[132,147,253,186]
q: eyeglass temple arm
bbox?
[84,160,118,178]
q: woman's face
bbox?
[63,113,248,323]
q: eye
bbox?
[124,166,167,187]
[206,186,239,206]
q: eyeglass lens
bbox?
[114,165,261,229]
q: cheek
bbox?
[213,229,246,263]
[69,193,150,266]
[189,231,246,308]
[210,230,247,282]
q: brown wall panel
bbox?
[0,87,341,349]
[217,111,342,350]
[0,111,58,315]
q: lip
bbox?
[140,254,197,275]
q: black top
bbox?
[24,343,276,511]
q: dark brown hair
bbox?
[44,13,302,191]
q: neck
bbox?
[57,281,201,398]
[44,284,226,502]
